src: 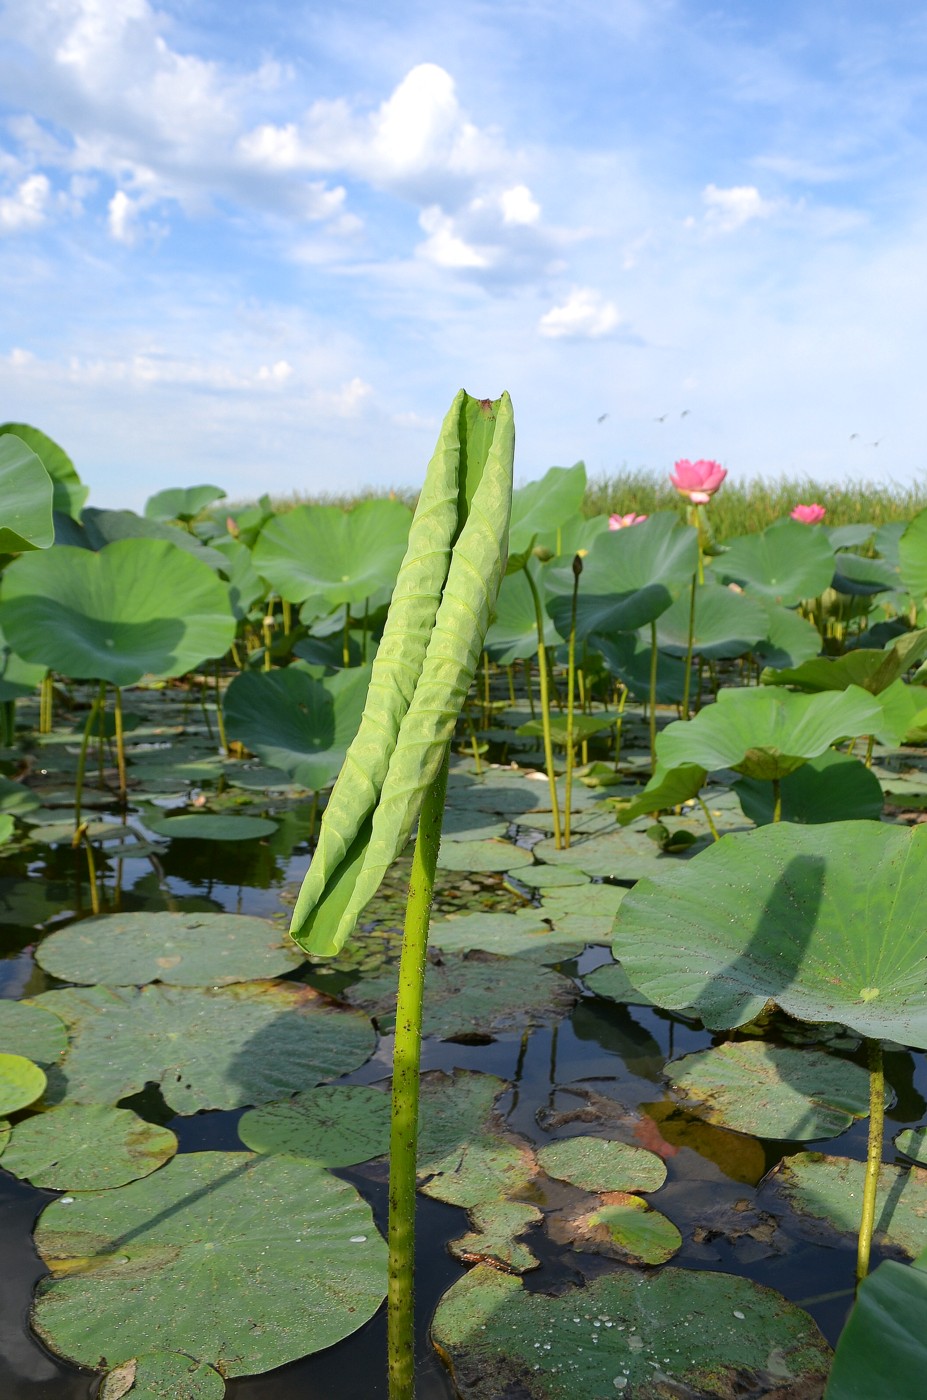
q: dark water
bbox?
[1,820,925,1398]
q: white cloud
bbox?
[538,287,620,339]
[417,205,490,269]
[107,189,137,242]
[257,360,293,383]
[0,173,50,231]
[701,183,778,232]
[311,377,373,417]
[500,184,541,225]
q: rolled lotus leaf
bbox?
[289,391,514,955]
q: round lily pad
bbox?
[417,1070,508,1169]
[238,1085,391,1166]
[0,1120,10,1152]
[35,912,303,987]
[99,1352,226,1400]
[344,953,576,1038]
[534,827,707,879]
[769,1152,927,1257]
[34,982,375,1113]
[537,1136,666,1193]
[420,1137,536,1208]
[0,999,68,1065]
[514,865,589,888]
[145,814,277,841]
[563,1194,682,1266]
[895,1127,927,1166]
[0,1052,46,1115]
[431,1263,831,1399]
[32,1151,387,1376]
[428,912,588,964]
[667,1041,871,1141]
[0,1105,177,1190]
[436,838,535,873]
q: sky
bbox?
[1,0,926,510]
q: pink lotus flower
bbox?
[608,512,648,530]
[790,503,826,524]
[670,458,727,504]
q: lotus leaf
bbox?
[832,550,900,596]
[431,1263,831,1400]
[714,518,835,605]
[484,568,563,663]
[612,821,927,1042]
[145,813,278,841]
[417,1070,508,1168]
[343,952,576,1038]
[0,422,88,517]
[0,539,236,686]
[32,981,375,1112]
[655,684,882,780]
[0,432,54,552]
[733,749,884,825]
[770,1152,927,1257]
[31,1151,387,1376]
[289,391,514,955]
[581,1196,682,1265]
[537,1135,666,1193]
[99,1353,225,1400]
[612,763,708,826]
[824,1247,927,1400]
[0,999,68,1064]
[428,910,588,963]
[440,807,508,840]
[0,1104,177,1189]
[895,1127,927,1165]
[0,1052,46,1115]
[0,620,46,701]
[547,512,698,641]
[144,485,226,523]
[35,911,303,986]
[238,1083,391,1165]
[753,597,822,669]
[436,837,534,872]
[899,506,927,597]
[448,1199,542,1273]
[762,628,927,695]
[75,508,227,571]
[507,462,587,555]
[653,581,767,660]
[533,825,708,878]
[584,962,654,1006]
[420,1137,536,1207]
[667,1041,871,1140]
[252,497,412,607]
[592,630,686,702]
[214,538,265,620]
[515,864,588,887]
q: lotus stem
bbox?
[696,795,720,842]
[564,555,582,849]
[362,597,369,663]
[857,1037,885,1285]
[282,599,292,636]
[215,661,229,755]
[73,823,101,916]
[388,746,450,1400]
[648,620,658,771]
[482,650,491,726]
[524,658,535,718]
[343,603,351,668]
[524,564,562,849]
[262,603,274,672]
[771,777,782,823]
[75,681,106,829]
[865,734,874,769]
[613,684,628,770]
[681,573,697,719]
[39,672,53,733]
[506,664,516,706]
[113,686,128,806]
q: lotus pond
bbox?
[2,415,927,1398]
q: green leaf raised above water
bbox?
[0,422,88,518]
[0,433,54,552]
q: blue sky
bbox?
[1,0,925,509]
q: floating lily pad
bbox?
[440,807,509,841]
[534,826,707,879]
[428,912,587,964]
[0,1120,9,1152]
[584,962,654,1006]
[514,865,589,888]
[895,1127,927,1165]
[567,1194,682,1266]
[667,1042,871,1141]
[448,1199,542,1273]
[0,1053,46,1115]
[238,1085,391,1166]
[537,1136,666,1193]
[0,1105,177,1190]
[420,1137,536,1208]
[343,953,576,1038]
[99,1352,226,1400]
[417,1071,508,1169]
[436,838,535,873]
[145,814,277,841]
[431,1264,831,1399]
[32,982,375,1113]
[0,999,68,1065]
[32,1151,387,1376]
[770,1153,927,1257]
[612,821,927,1044]
[36,912,303,987]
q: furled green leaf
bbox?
[32,1152,387,1376]
[144,484,226,522]
[0,433,55,552]
[714,518,835,605]
[432,1264,831,1399]
[0,422,88,518]
[612,820,927,1042]
[35,911,303,986]
[655,684,882,780]
[223,664,370,792]
[0,1105,177,1190]
[0,539,236,685]
[289,391,514,955]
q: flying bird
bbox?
[654,414,668,423]
[597,413,609,423]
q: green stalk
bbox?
[262,602,274,672]
[215,661,229,754]
[40,673,53,733]
[864,734,875,769]
[857,1038,885,1284]
[564,555,582,849]
[772,777,782,823]
[648,620,659,771]
[524,565,562,849]
[282,598,292,636]
[696,795,721,842]
[343,603,351,668]
[524,659,535,717]
[388,747,450,1400]
[362,597,370,663]
[113,685,128,807]
[74,681,106,829]
[613,685,628,770]
[681,573,698,719]
[506,664,516,706]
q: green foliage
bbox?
[252,497,412,607]
[0,422,88,518]
[0,433,54,552]
[713,518,835,605]
[824,1247,927,1400]
[144,484,226,522]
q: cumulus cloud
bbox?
[0,173,50,231]
[107,189,137,243]
[538,287,620,339]
[701,183,778,232]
